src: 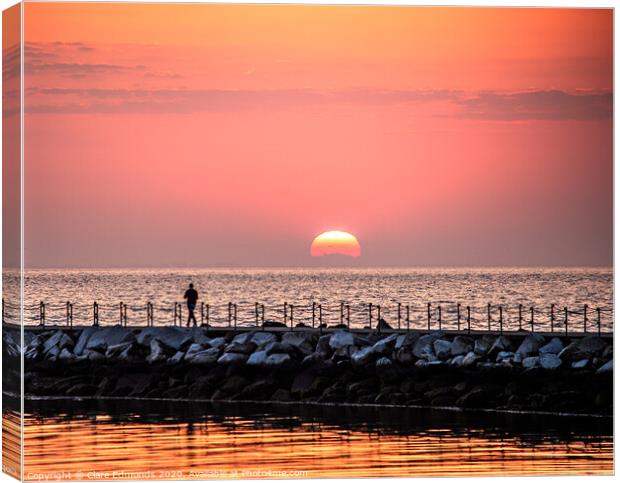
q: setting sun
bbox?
[310,231,361,258]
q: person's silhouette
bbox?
[184,283,198,327]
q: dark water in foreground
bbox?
[5,399,613,479]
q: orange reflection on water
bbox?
[16,413,613,480]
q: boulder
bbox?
[217,353,248,365]
[450,355,465,367]
[433,340,452,361]
[264,341,298,357]
[225,341,257,355]
[495,351,514,362]
[474,335,496,356]
[87,326,136,352]
[522,356,540,369]
[186,348,220,365]
[250,332,277,348]
[282,332,315,355]
[316,335,332,358]
[571,358,590,370]
[351,346,375,366]
[413,334,440,360]
[105,342,134,359]
[539,337,564,355]
[488,336,514,356]
[450,336,473,356]
[189,327,210,345]
[329,331,355,350]
[83,349,105,362]
[376,357,393,369]
[74,326,101,356]
[42,330,73,355]
[168,351,185,365]
[596,359,613,375]
[394,347,414,364]
[207,337,227,349]
[516,334,545,357]
[58,348,75,362]
[372,334,398,356]
[265,353,292,368]
[540,353,562,370]
[462,351,479,367]
[394,333,420,350]
[146,339,168,364]
[246,350,269,367]
[559,336,608,362]
[185,343,204,358]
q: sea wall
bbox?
[3,326,613,415]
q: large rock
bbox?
[462,351,479,367]
[351,346,375,366]
[450,336,473,357]
[522,356,540,369]
[329,331,355,350]
[394,333,420,350]
[246,350,269,366]
[488,336,514,357]
[433,340,452,361]
[42,330,73,355]
[413,334,440,360]
[539,337,564,355]
[559,336,608,362]
[372,334,398,356]
[516,334,545,357]
[596,359,613,375]
[316,334,332,358]
[74,326,101,356]
[136,327,190,351]
[250,332,277,348]
[265,353,293,368]
[282,332,315,355]
[540,353,562,370]
[186,348,220,365]
[146,339,168,364]
[189,327,210,345]
[217,353,248,365]
[86,326,136,352]
[474,335,496,356]
[208,337,227,349]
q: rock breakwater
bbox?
[3,326,613,415]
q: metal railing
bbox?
[1,298,613,335]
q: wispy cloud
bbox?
[23,86,612,121]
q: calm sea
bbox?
[4,400,613,479]
[3,267,613,330]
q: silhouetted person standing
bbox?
[184,283,198,327]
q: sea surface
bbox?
[3,400,613,479]
[2,267,613,331]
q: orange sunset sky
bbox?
[5,3,613,267]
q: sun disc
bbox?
[310,230,361,257]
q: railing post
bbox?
[254,302,259,327]
[290,305,294,330]
[438,305,442,331]
[368,303,373,327]
[406,305,410,332]
[1,299,4,324]
[174,302,177,327]
[283,302,287,325]
[583,304,588,333]
[530,306,534,333]
[260,304,265,330]
[551,304,555,332]
[597,308,601,336]
[66,301,71,326]
[457,303,461,331]
[39,301,45,326]
[228,302,232,327]
[377,305,381,333]
[518,304,523,331]
[397,303,401,330]
[340,302,344,326]
[319,304,323,333]
[119,302,123,326]
[124,303,127,327]
[69,303,73,328]
[346,304,351,329]
[499,306,503,334]
[466,306,471,334]
[487,303,491,331]
[234,303,237,330]
[427,303,431,330]
[312,302,316,329]
[93,302,99,326]
[178,303,182,327]
[564,306,568,336]
[206,304,210,329]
